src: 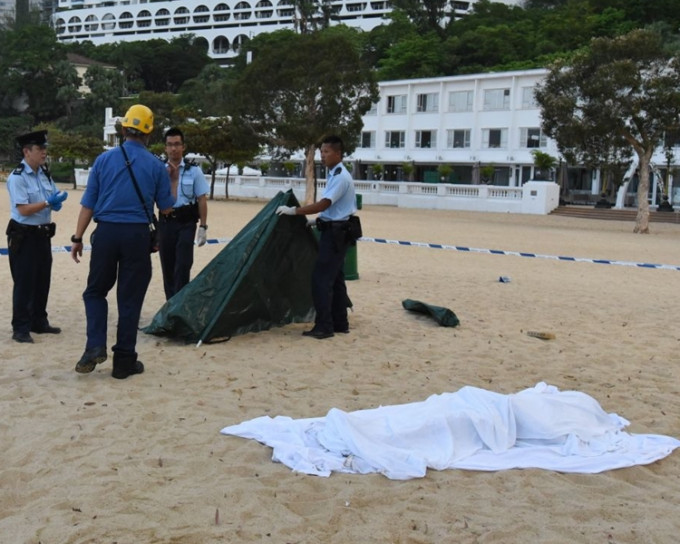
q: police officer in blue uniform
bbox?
[6,130,68,343]
[276,135,358,339]
[70,104,175,379]
[159,127,210,300]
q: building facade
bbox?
[351,69,566,187]
[52,0,522,62]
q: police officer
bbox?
[159,127,209,300]
[70,104,175,379]
[6,130,68,343]
[276,135,358,339]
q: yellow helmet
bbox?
[121,104,154,134]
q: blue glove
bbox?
[47,191,68,211]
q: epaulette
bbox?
[333,167,342,176]
[40,164,53,181]
[12,163,24,174]
[185,158,200,168]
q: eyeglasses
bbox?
[165,142,184,147]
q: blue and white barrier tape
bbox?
[1,236,678,271]
[362,236,680,271]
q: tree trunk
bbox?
[633,150,653,234]
[304,144,316,205]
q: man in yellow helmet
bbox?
[70,104,175,379]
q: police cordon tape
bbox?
[1,236,678,271]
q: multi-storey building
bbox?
[352,69,566,187]
[52,0,522,63]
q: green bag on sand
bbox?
[402,299,460,327]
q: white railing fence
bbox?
[74,169,559,215]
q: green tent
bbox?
[143,190,317,345]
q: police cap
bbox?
[16,130,48,148]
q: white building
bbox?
[52,0,522,62]
[351,69,557,187]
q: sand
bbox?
[2,188,680,543]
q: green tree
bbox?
[180,117,260,199]
[0,23,77,123]
[536,29,680,233]
[230,27,378,204]
[41,127,105,187]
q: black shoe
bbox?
[334,327,350,334]
[112,360,144,380]
[75,346,108,374]
[12,331,34,343]
[31,325,61,334]
[302,329,334,340]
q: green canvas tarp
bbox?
[143,190,317,345]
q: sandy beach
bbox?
[1,187,679,543]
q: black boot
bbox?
[111,352,145,380]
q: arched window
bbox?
[155,8,170,26]
[234,1,252,20]
[119,11,133,29]
[213,3,230,22]
[84,14,99,32]
[55,18,66,35]
[232,34,249,53]
[213,35,230,55]
[101,13,115,31]
[193,5,210,23]
[137,10,152,28]
[255,0,273,19]
[173,7,190,24]
[276,0,294,17]
[67,16,82,33]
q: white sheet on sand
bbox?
[220,383,680,479]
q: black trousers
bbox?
[8,229,53,334]
[158,219,197,300]
[311,228,351,333]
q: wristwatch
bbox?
[71,235,83,243]
[199,224,208,230]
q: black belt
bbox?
[316,218,350,231]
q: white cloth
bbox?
[220,383,680,479]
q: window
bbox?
[415,130,436,148]
[276,0,294,17]
[483,88,510,110]
[84,14,98,31]
[365,102,378,115]
[448,90,473,112]
[213,36,230,54]
[361,131,375,148]
[137,10,152,27]
[154,8,170,26]
[520,127,547,148]
[173,7,190,24]
[416,93,438,113]
[214,3,230,21]
[234,1,251,20]
[119,11,133,28]
[385,131,405,148]
[521,87,537,109]
[386,95,407,114]
[67,16,82,32]
[447,129,470,148]
[193,5,210,23]
[482,128,508,149]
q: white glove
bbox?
[275,205,296,216]
[196,226,207,247]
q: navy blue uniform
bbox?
[80,140,174,358]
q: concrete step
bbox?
[550,206,680,224]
